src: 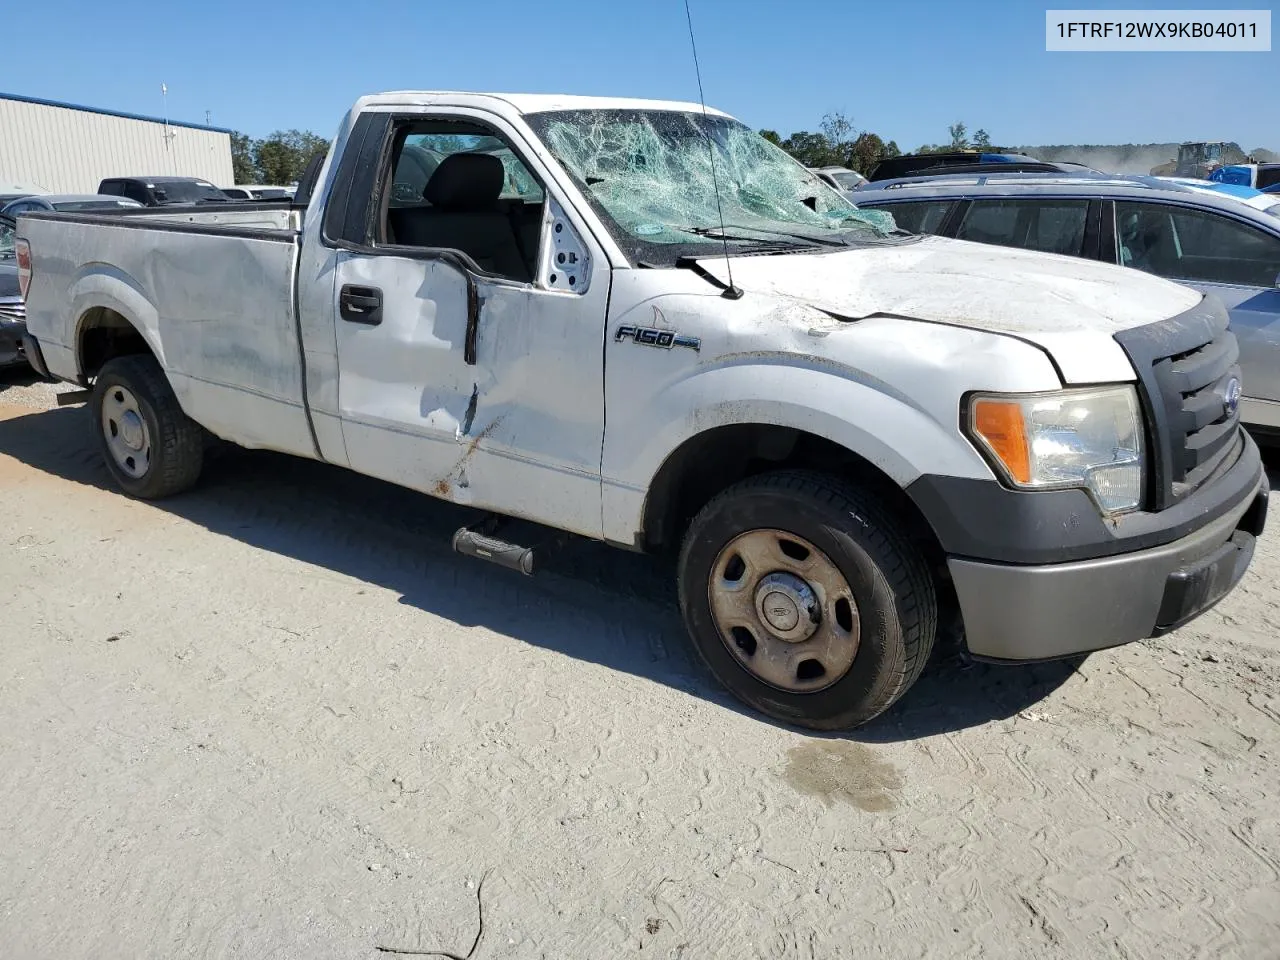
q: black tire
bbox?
[91,355,204,499]
[678,470,937,730]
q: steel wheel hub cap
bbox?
[101,385,152,479]
[754,573,820,642]
[118,410,145,450]
[707,529,861,694]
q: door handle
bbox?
[340,284,383,325]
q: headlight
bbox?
[966,386,1145,515]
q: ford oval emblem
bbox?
[1223,377,1242,417]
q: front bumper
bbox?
[913,431,1269,662]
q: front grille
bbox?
[0,298,25,324]
[1159,337,1241,495]
[1114,299,1242,511]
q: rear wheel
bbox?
[678,470,937,730]
[92,355,203,499]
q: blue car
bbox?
[855,173,1280,436]
[1209,163,1280,191]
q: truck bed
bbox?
[18,202,316,458]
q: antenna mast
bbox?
[161,83,176,172]
[684,0,742,300]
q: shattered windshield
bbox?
[525,108,903,265]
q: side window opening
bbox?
[955,200,1023,246]
[1030,202,1089,256]
[380,120,546,284]
[868,200,955,236]
[956,199,1089,257]
[1116,200,1280,286]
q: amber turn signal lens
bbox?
[971,399,1031,484]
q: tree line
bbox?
[758,111,1277,176]
[230,130,328,186]
[226,113,1001,188]
[759,112,997,175]
[228,115,1277,186]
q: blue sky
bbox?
[6,0,1277,149]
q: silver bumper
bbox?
[950,474,1268,662]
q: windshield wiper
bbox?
[683,224,849,248]
[679,226,811,246]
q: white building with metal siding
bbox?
[0,92,233,194]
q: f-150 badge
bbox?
[614,307,700,352]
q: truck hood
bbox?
[695,236,1202,383]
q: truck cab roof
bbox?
[351,91,730,118]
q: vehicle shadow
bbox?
[1261,443,1280,489]
[0,404,1077,740]
[0,366,43,390]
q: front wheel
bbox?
[678,471,938,730]
[91,355,204,499]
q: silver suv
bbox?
[856,174,1280,436]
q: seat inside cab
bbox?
[383,125,544,283]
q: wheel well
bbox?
[642,424,944,563]
[641,424,961,646]
[78,307,152,379]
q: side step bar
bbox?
[56,389,92,407]
[452,526,535,576]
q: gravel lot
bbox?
[2,368,1278,960]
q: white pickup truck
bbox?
[15,92,1269,730]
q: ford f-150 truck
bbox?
[14,92,1269,730]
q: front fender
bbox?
[600,300,1065,546]
[602,363,995,544]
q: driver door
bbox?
[327,109,611,538]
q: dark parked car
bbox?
[854,172,1280,435]
[867,151,1061,182]
[97,176,230,206]
[0,179,49,206]
[0,213,27,369]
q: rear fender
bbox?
[69,264,164,374]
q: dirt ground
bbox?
[1,371,1278,960]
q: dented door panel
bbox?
[333,253,473,487]
[331,250,610,538]
[456,281,608,537]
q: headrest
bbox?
[423,153,504,210]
